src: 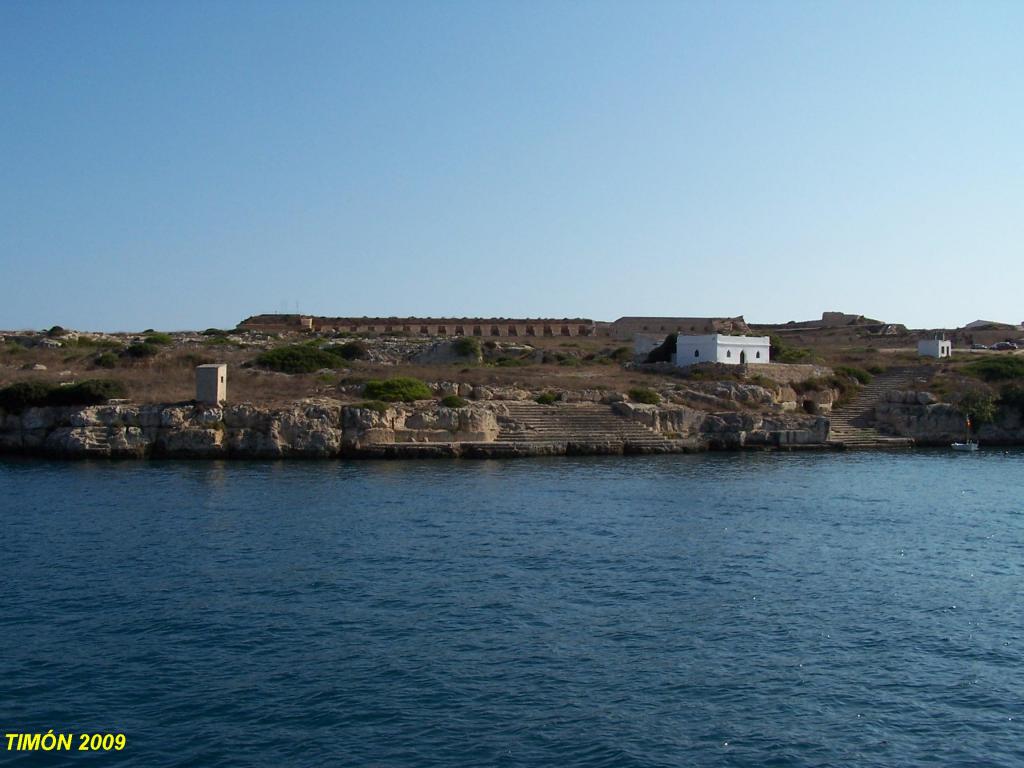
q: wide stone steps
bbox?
[495,403,674,448]
[827,366,925,448]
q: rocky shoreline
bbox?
[2,385,1020,460]
[0,397,830,459]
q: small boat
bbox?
[952,415,979,451]
[951,441,979,452]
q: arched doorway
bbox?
[739,350,747,364]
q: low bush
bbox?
[63,336,120,350]
[793,377,825,394]
[835,366,873,385]
[866,364,886,375]
[363,377,432,402]
[202,328,229,336]
[959,390,996,426]
[0,380,127,412]
[535,392,558,405]
[0,382,54,412]
[94,352,119,369]
[47,325,68,337]
[47,380,127,406]
[441,394,469,408]
[998,384,1024,413]
[124,342,160,359]
[144,332,174,346]
[454,337,481,358]
[628,387,661,404]
[964,357,1024,382]
[254,345,343,374]
[354,400,390,414]
[770,335,814,363]
[494,357,528,367]
[331,341,368,361]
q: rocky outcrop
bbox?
[0,399,503,459]
[0,393,834,460]
[611,402,829,449]
[874,391,1024,446]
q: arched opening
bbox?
[755,350,761,359]
[740,350,747,364]
[694,349,700,358]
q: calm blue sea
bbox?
[2,452,1023,767]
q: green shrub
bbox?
[611,346,633,362]
[354,400,391,413]
[330,341,368,361]
[628,387,661,404]
[959,391,996,426]
[125,342,160,359]
[63,336,120,350]
[47,380,127,406]
[363,377,432,402]
[646,334,677,364]
[998,384,1024,413]
[144,332,173,346]
[866,364,886,375]
[203,336,229,346]
[254,345,344,374]
[793,377,825,393]
[454,337,481,358]
[202,328,229,336]
[0,382,55,412]
[964,357,1024,382]
[494,357,528,367]
[0,379,126,412]
[770,335,814,363]
[535,392,558,405]
[835,366,872,385]
[47,325,68,337]
[441,394,469,408]
[94,352,119,369]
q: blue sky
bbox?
[2,1,1021,331]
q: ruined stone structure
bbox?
[238,315,596,337]
[599,316,750,341]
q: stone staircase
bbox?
[827,366,925,449]
[486,401,687,455]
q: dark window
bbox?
[694,350,700,357]
[755,351,761,359]
[726,350,732,358]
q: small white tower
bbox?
[196,364,227,405]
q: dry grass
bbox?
[0,338,672,405]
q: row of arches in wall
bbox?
[331,324,592,337]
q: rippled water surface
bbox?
[2,452,1024,767]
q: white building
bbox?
[675,334,770,367]
[918,339,952,358]
[196,363,227,405]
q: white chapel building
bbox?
[675,334,771,367]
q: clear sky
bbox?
[2,1,1021,332]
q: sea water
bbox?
[2,451,1023,766]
